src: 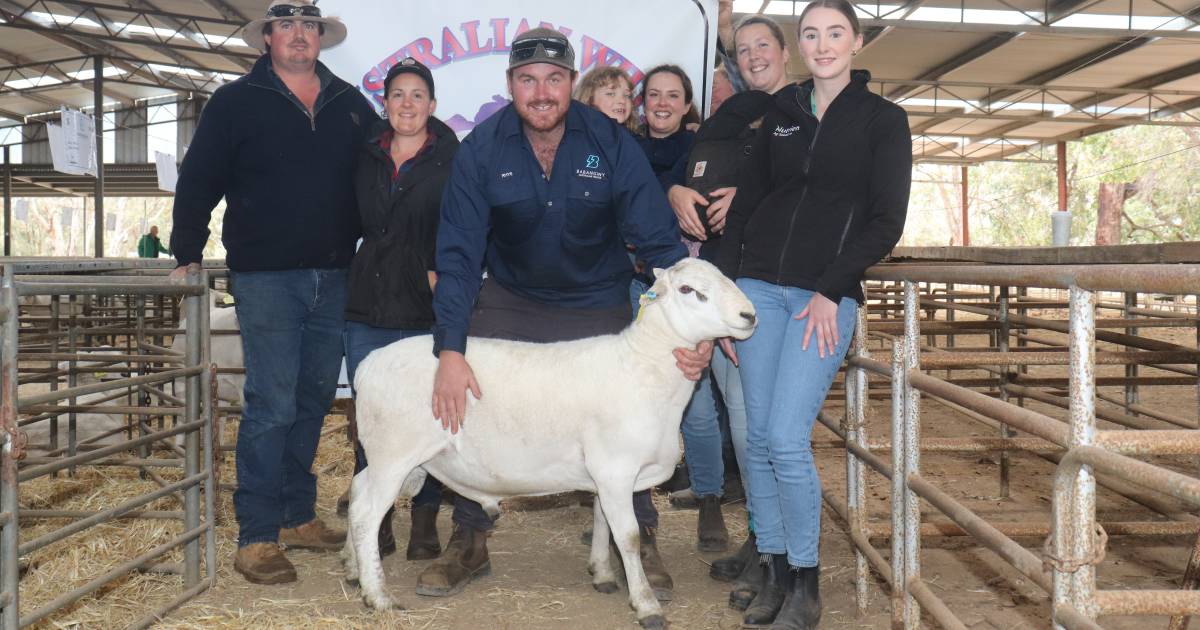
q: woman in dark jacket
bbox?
[715,1,911,627]
[344,57,459,562]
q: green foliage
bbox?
[907,123,1200,246]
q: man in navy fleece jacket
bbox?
[169,0,375,586]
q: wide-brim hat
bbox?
[242,1,347,53]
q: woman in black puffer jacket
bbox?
[344,58,458,563]
[714,1,910,627]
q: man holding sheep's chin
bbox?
[423,29,712,601]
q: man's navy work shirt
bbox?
[433,100,688,355]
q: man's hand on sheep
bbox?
[433,351,482,434]
[673,340,715,380]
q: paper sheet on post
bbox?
[155,151,178,192]
[47,106,98,177]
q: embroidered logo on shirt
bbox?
[499,171,514,179]
[693,161,707,178]
[586,154,600,168]
[575,168,606,181]
[773,124,801,137]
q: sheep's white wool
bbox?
[344,259,757,628]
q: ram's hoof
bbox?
[362,593,402,610]
[593,580,619,594]
[638,613,668,629]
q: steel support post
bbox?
[2,146,10,257]
[890,341,906,630]
[183,269,203,586]
[93,55,105,259]
[1124,292,1139,415]
[1,271,20,630]
[199,274,216,587]
[998,286,1011,499]
[902,281,922,630]
[1052,286,1099,628]
[846,303,870,616]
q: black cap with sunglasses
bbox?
[508,28,575,73]
[384,57,435,99]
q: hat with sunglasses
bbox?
[508,28,575,73]
[243,1,347,53]
[384,57,435,99]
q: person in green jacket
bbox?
[137,226,170,258]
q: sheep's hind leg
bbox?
[350,460,414,610]
[588,500,618,594]
[596,485,664,629]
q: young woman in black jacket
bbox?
[714,2,911,627]
[343,58,459,562]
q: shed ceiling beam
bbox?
[123,0,251,70]
[1046,0,1105,24]
[0,49,78,111]
[0,0,255,61]
[974,36,1153,111]
[852,17,1200,39]
[0,2,198,93]
[884,33,1022,100]
[199,0,247,22]
[860,0,928,51]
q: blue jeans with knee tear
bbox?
[230,269,347,548]
[735,278,857,567]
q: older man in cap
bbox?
[426,27,713,601]
[170,0,375,585]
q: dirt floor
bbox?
[13,300,1200,629]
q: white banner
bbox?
[320,0,719,134]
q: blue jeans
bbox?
[344,320,442,509]
[711,347,749,500]
[230,269,348,547]
[681,370,724,497]
[735,278,856,567]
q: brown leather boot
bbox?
[638,526,674,602]
[233,543,297,584]
[279,518,345,551]
[697,495,729,552]
[414,525,490,597]
[406,504,442,560]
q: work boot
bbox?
[336,487,350,516]
[658,463,690,493]
[233,543,297,585]
[697,495,729,552]
[379,506,397,557]
[729,541,766,610]
[743,554,791,627]
[712,533,757,582]
[279,518,345,551]
[415,525,491,597]
[638,526,674,602]
[406,504,442,560]
[770,565,822,629]
[668,487,700,509]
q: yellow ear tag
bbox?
[223,294,235,305]
[636,290,657,322]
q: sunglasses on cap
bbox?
[509,36,570,62]
[265,4,322,19]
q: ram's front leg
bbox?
[596,483,665,629]
[588,499,618,593]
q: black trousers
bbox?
[452,280,660,531]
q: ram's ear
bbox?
[648,268,670,298]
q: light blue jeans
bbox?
[711,348,748,497]
[735,278,856,567]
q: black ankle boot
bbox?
[742,554,791,627]
[728,540,765,610]
[713,533,757,582]
[770,565,821,629]
[378,506,397,557]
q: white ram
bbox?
[343,258,757,629]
